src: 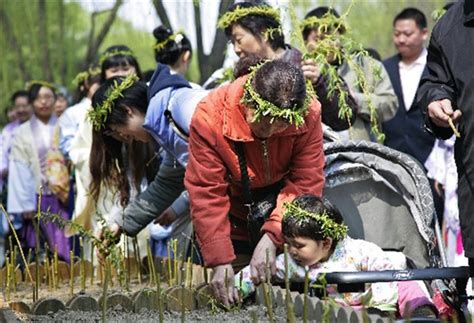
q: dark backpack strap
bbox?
[164,91,189,141]
[164,109,189,141]
[233,141,253,207]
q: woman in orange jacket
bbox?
[185,58,325,306]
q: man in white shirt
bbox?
[382,8,433,166]
[382,8,444,220]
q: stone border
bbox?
[1,256,395,322]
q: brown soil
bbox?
[16,304,288,322]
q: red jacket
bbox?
[185,76,325,267]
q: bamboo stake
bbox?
[146,251,153,286]
[189,239,194,286]
[173,239,178,285]
[303,266,309,323]
[132,237,141,284]
[99,261,103,286]
[34,190,43,301]
[157,271,164,323]
[80,237,85,290]
[0,205,34,283]
[69,250,74,296]
[180,267,186,323]
[108,259,114,288]
[186,257,192,288]
[119,249,125,288]
[146,239,156,286]
[12,246,18,294]
[27,248,32,267]
[124,237,129,288]
[284,244,296,323]
[53,248,59,290]
[167,242,172,286]
[90,241,94,286]
[6,256,11,302]
[266,252,273,311]
[102,260,110,323]
[45,246,51,291]
[8,235,13,259]
[251,310,258,323]
[261,282,274,323]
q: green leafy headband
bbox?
[263,26,283,40]
[218,5,281,29]
[283,201,348,240]
[300,15,347,34]
[88,74,139,131]
[99,49,136,65]
[72,67,101,87]
[26,80,57,92]
[153,31,185,52]
[241,62,311,127]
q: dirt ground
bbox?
[12,304,288,322]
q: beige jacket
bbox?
[338,56,398,141]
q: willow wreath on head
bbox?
[88,74,139,131]
[26,80,57,92]
[241,62,313,128]
[300,15,347,35]
[99,49,136,65]
[72,67,101,87]
[283,201,348,240]
[152,30,185,52]
[217,5,281,29]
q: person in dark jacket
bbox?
[416,0,474,277]
[382,8,444,222]
[382,8,433,165]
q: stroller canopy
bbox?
[323,141,435,268]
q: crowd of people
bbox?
[0,1,472,319]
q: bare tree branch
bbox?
[38,0,53,82]
[84,0,123,69]
[58,0,67,84]
[0,6,30,82]
[152,0,171,28]
[193,0,233,83]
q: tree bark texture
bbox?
[84,0,123,69]
[38,0,53,82]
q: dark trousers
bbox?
[469,258,474,278]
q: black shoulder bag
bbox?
[233,142,282,248]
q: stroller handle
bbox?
[321,267,469,284]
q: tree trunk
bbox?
[0,5,30,83]
[152,0,171,28]
[193,0,232,84]
[38,0,53,82]
[84,0,123,69]
[58,0,67,85]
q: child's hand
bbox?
[249,233,277,285]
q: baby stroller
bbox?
[320,140,470,321]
